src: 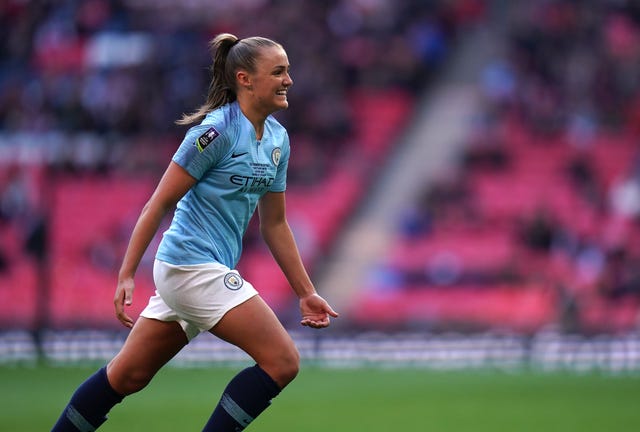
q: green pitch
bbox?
[2,365,639,431]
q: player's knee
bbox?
[107,366,154,395]
[275,344,301,386]
[260,343,300,388]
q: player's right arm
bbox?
[114,161,197,328]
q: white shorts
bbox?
[140,259,258,341]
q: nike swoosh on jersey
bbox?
[231,152,248,158]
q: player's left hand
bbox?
[299,293,339,328]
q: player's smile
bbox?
[248,46,292,114]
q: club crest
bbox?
[271,148,281,166]
[224,272,244,290]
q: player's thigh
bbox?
[107,317,188,394]
[209,295,299,369]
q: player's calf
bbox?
[202,364,282,431]
[51,366,124,432]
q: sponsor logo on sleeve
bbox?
[195,127,220,153]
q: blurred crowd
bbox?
[0,0,483,173]
[4,0,640,334]
[484,0,640,302]
[0,0,482,248]
[0,0,486,327]
[393,0,640,333]
[2,0,639,335]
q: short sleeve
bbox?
[173,124,231,179]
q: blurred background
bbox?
[1,0,640,371]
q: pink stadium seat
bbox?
[387,228,516,271]
[352,283,556,332]
[49,176,156,326]
[0,259,38,327]
[349,89,414,160]
[579,297,639,333]
[236,250,290,311]
[588,134,638,188]
[358,122,639,332]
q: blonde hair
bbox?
[176,33,283,125]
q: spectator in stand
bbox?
[609,153,640,222]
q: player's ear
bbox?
[236,70,252,91]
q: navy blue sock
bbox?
[202,365,282,431]
[51,366,124,432]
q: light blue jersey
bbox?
[156,101,290,267]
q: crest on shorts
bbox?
[224,272,244,291]
[271,148,281,166]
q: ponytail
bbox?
[176,33,283,126]
[176,33,240,125]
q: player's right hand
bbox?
[299,293,339,329]
[114,277,135,328]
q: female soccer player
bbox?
[51,33,338,431]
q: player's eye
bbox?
[273,67,291,76]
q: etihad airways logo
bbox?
[229,174,274,192]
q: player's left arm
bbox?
[258,191,338,328]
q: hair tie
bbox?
[232,38,242,47]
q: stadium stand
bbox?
[352,1,640,334]
[4,0,638,337]
[0,0,478,329]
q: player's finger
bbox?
[117,312,134,328]
[114,296,133,328]
[300,318,315,327]
[124,289,133,306]
[325,306,339,318]
[301,317,330,328]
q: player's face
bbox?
[248,46,293,114]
